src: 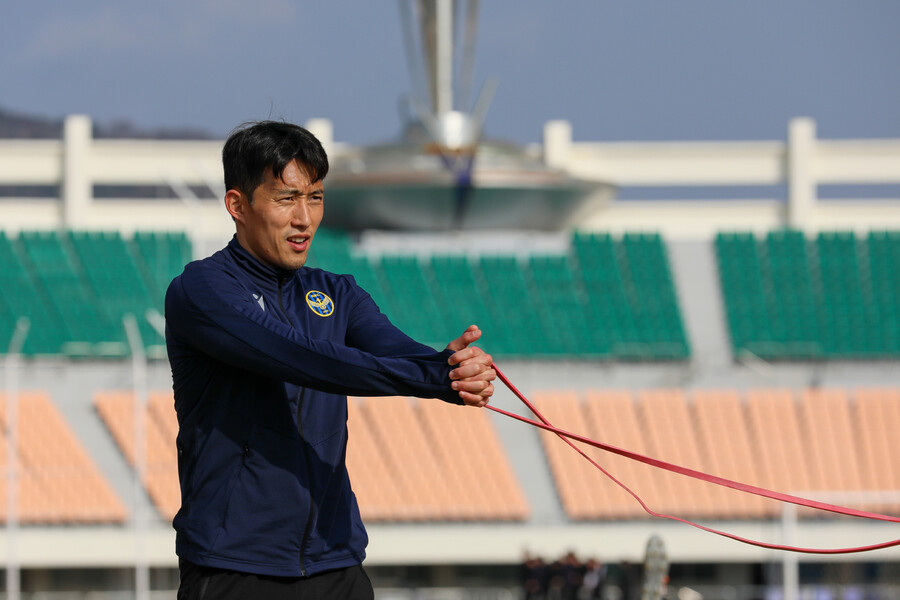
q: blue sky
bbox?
[1,1,898,145]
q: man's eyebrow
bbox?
[272,187,301,196]
[272,186,324,196]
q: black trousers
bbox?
[178,558,375,600]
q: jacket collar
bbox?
[225,235,298,293]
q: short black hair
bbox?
[222,120,329,200]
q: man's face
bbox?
[229,159,324,271]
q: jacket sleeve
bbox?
[342,274,451,359]
[165,264,462,404]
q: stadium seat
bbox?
[378,256,446,349]
[0,232,62,355]
[572,232,689,361]
[799,389,863,495]
[428,255,494,348]
[95,390,528,524]
[416,398,529,521]
[131,231,192,309]
[68,231,161,355]
[716,229,900,360]
[583,390,662,519]
[93,391,179,521]
[691,391,768,517]
[0,230,191,357]
[852,389,900,514]
[535,387,900,522]
[532,391,603,520]
[356,396,445,521]
[304,228,354,272]
[476,256,540,358]
[348,396,528,522]
[637,389,716,517]
[346,398,410,521]
[0,392,127,523]
[865,232,900,356]
[527,255,591,357]
[17,230,121,356]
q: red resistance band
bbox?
[487,364,900,555]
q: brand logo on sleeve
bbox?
[252,293,266,312]
[305,290,334,317]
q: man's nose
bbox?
[291,200,312,227]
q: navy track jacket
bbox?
[165,236,462,577]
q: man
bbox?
[165,120,495,599]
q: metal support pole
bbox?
[165,172,203,261]
[123,315,150,600]
[782,503,798,600]
[434,0,454,115]
[5,317,30,600]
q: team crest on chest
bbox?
[305,290,334,317]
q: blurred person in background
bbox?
[522,551,550,599]
[579,557,608,600]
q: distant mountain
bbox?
[0,107,63,138]
[0,107,216,140]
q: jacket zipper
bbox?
[278,277,315,577]
[296,388,315,577]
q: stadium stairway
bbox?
[664,239,734,370]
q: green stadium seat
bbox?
[526,254,588,357]
[716,229,900,360]
[428,256,493,347]
[477,255,543,359]
[305,228,353,272]
[572,232,689,360]
[0,232,64,355]
[378,256,445,349]
[16,231,121,357]
[69,231,161,354]
[132,231,192,309]
[0,230,192,357]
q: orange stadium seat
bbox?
[96,391,528,524]
[0,392,126,524]
[853,389,900,514]
[93,391,180,522]
[416,398,528,521]
[346,398,410,521]
[799,389,864,495]
[533,391,602,520]
[583,389,659,519]
[537,387,900,522]
[356,396,456,520]
[691,390,770,518]
[348,396,527,522]
[744,390,812,517]
[637,389,716,517]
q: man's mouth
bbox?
[287,236,310,251]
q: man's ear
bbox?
[224,189,247,223]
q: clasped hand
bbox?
[446,325,496,408]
